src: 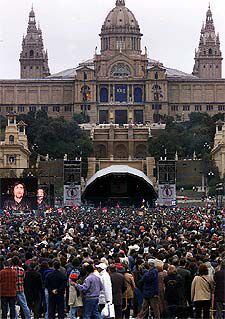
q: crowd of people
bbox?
[0,205,225,319]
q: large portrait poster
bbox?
[0,178,38,211]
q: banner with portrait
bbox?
[157,184,176,206]
[0,178,38,211]
[63,184,81,206]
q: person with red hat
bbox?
[68,272,83,319]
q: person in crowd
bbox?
[137,260,160,319]
[37,188,48,211]
[214,259,225,319]
[122,265,135,319]
[11,256,31,319]
[1,204,225,319]
[68,272,83,319]
[45,260,67,319]
[175,257,192,318]
[164,265,183,319]
[75,264,103,319]
[0,259,17,319]
[24,262,43,319]
[191,263,214,319]
[95,262,113,313]
[39,260,54,319]
[155,260,167,318]
[109,264,126,319]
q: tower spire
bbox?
[116,0,125,6]
[193,5,222,79]
[20,8,50,79]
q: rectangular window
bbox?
[99,110,109,124]
[115,110,128,125]
[116,41,125,51]
[41,106,48,112]
[195,105,202,111]
[218,105,225,111]
[206,105,213,111]
[183,105,190,111]
[171,105,179,111]
[134,110,144,124]
[6,106,14,113]
[152,104,162,111]
[53,106,60,112]
[64,105,72,112]
[18,106,25,113]
[29,106,36,112]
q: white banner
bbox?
[63,184,81,206]
[157,184,176,206]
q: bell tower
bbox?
[193,5,222,79]
[20,7,50,79]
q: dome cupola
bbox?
[100,0,142,55]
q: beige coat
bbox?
[123,272,135,299]
[68,282,83,307]
[191,275,214,302]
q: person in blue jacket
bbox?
[137,260,160,319]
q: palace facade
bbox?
[1,0,225,181]
[0,0,224,124]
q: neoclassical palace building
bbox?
[0,0,225,124]
[1,0,225,180]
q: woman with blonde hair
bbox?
[191,263,214,319]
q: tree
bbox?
[148,112,217,160]
[18,111,93,176]
[73,113,89,124]
[0,115,7,140]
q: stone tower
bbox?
[193,5,222,79]
[20,7,50,79]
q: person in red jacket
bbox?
[0,259,17,319]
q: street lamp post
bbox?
[206,171,214,198]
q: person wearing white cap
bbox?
[95,263,113,313]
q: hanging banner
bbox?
[157,184,176,206]
[63,184,81,206]
[115,85,127,102]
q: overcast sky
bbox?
[0,0,225,79]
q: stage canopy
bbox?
[82,165,157,205]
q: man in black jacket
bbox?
[24,262,43,319]
[45,260,67,319]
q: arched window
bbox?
[134,87,143,103]
[111,63,131,77]
[209,48,213,55]
[100,87,109,103]
[114,144,128,159]
[135,144,147,159]
[9,135,14,144]
[30,50,34,57]
[95,144,107,159]
[19,126,24,133]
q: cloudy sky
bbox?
[0,0,225,79]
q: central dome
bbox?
[100,0,142,54]
[102,0,140,34]
[102,0,140,33]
